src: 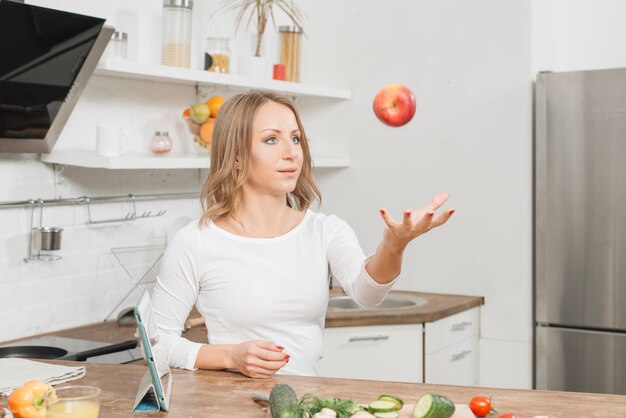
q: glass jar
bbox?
[108,31,128,59]
[204,37,231,73]
[151,131,173,155]
[161,0,193,68]
[279,25,303,82]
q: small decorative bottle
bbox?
[151,131,173,155]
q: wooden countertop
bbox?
[325,290,484,327]
[2,361,625,417]
[2,291,484,347]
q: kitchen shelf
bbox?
[94,59,351,100]
[40,150,351,170]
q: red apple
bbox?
[372,84,416,127]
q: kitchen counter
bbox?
[325,290,483,327]
[1,360,625,417]
[2,291,484,348]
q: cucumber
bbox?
[373,412,400,418]
[368,400,397,413]
[269,384,300,418]
[412,394,455,418]
[377,395,404,410]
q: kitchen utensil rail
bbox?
[0,192,198,209]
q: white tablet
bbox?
[133,290,173,412]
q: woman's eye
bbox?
[265,137,278,144]
[291,136,301,144]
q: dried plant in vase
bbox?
[215,0,305,58]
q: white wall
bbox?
[0,0,533,389]
[304,1,533,389]
[533,0,626,74]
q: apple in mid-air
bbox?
[372,84,416,127]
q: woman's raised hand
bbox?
[230,340,289,378]
[379,192,454,249]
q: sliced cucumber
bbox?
[377,395,404,410]
[368,400,396,413]
[373,412,400,418]
[412,394,455,418]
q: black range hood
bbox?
[0,0,113,153]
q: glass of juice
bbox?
[47,386,101,418]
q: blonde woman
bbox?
[151,90,454,378]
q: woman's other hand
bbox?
[230,340,289,378]
[380,192,454,250]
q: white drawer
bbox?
[425,336,478,386]
[425,307,479,354]
[321,324,422,383]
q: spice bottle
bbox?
[161,0,193,68]
[109,31,128,59]
[151,131,173,154]
[204,37,231,73]
[279,25,303,82]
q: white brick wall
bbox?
[0,160,203,340]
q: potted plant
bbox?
[214,0,305,77]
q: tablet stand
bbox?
[132,369,172,413]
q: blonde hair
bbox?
[199,90,321,225]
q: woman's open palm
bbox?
[380,192,454,247]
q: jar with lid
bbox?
[151,131,173,155]
[108,31,128,59]
[279,25,303,82]
[204,37,231,73]
[161,0,193,68]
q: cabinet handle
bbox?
[348,335,390,342]
[450,321,472,332]
[450,349,472,362]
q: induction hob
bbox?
[0,335,142,364]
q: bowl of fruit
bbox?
[183,95,225,153]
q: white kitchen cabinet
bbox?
[320,324,423,383]
[320,307,481,385]
[424,307,480,385]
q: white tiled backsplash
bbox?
[0,155,205,341]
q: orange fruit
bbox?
[199,118,215,144]
[182,108,190,118]
[207,96,225,118]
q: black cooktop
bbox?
[0,336,142,364]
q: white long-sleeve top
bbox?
[151,209,397,376]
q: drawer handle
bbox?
[348,335,390,342]
[450,349,472,362]
[450,321,472,332]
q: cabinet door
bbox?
[320,324,423,383]
[425,336,479,386]
[321,324,423,383]
[425,307,480,354]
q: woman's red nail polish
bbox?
[277,346,284,350]
[284,354,290,360]
[380,209,385,215]
[449,209,455,215]
[428,211,435,216]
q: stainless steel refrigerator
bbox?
[534,68,626,394]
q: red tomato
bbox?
[499,415,516,418]
[469,396,492,417]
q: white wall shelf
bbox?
[40,150,351,170]
[95,59,351,100]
